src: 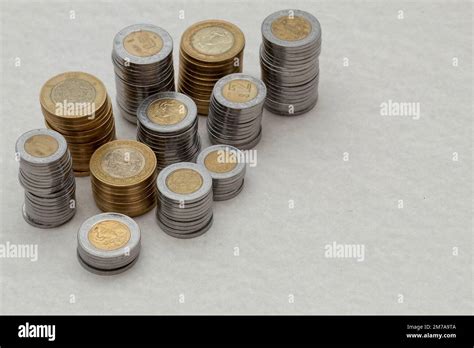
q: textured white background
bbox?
[0,0,472,314]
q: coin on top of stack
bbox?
[40,71,116,176]
[77,213,141,275]
[112,24,175,123]
[207,73,266,149]
[260,9,322,116]
[156,162,213,239]
[178,19,245,116]
[137,91,201,171]
[90,140,157,217]
[197,145,246,201]
[16,129,76,228]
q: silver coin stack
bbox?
[137,91,201,171]
[260,9,322,116]
[207,73,266,150]
[77,213,141,275]
[15,129,76,228]
[156,162,213,239]
[197,145,246,201]
[112,24,175,123]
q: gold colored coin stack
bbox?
[90,140,157,217]
[178,20,245,116]
[40,72,116,176]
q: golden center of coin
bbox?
[191,26,235,55]
[166,168,203,194]
[50,78,96,104]
[88,220,131,251]
[147,98,188,125]
[100,147,146,179]
[271,15,312,41]
[24,134,59,158]
[123,30,163,57]
[222,79,258,103]
[204,150,237,173]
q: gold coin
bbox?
[147,98,187,125]
[221,79,258,103]
[40,72,107,118]
[123,30,163,57]
[271,15,312,41]
[166,168,203,194]
[87,220,131,251]
[181,20,245,63]
[24,134,59,158]
[90,140,156,187]
[204,150,237,173]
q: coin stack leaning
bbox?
[77,213,141,275]
[112,24,175,123]
[40,71,116,176]
[260,9,322,115]
[15,129,76,228]
[90,140,157,217]
[156,162,213,238]
[207,73,266,149]
[197,145,246,201]
[178,19,245,116]
[137,91,201,171]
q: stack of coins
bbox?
[178,20,245,115]
[137,91,201,171]
[207,73,266,149]
[40,71,116,176]
[156,162,213,238]
[260,9,322,115]
[77,213,141,275]
[112,24,175,123]
[197,145,246,201]
[15,129,76,228]
[90,140,157,217]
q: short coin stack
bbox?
[90,140,157,217]
[260,9,322,115]
[197,145,246,201]
[77,213,141,275]
[40,72,116,176]
[178,20,245,116]
[112,24,175,123]
[137,91,201,171]
[16,129,76,228]
[156,162,213,238]
[207,73,266,149]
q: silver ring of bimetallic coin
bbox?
[197,145,246,201]
[77,213,141,275]
[16,129,76,228]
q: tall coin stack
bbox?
[156,163,213,239]
[40,71,116,176]
[178,20,245,116]
[137,91,201,171]
[112,24,175,123]
[197,145,246,201]
[77,213,141,275]
[260,9,322,115]
[90,140,157,217]
[207,73,266,149]
[16,129,76,228]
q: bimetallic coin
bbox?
[16,129,76,228]
[197,145,246,201]
[77,213,141,274]
[156,162,213,238]
[260,9,322,116]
